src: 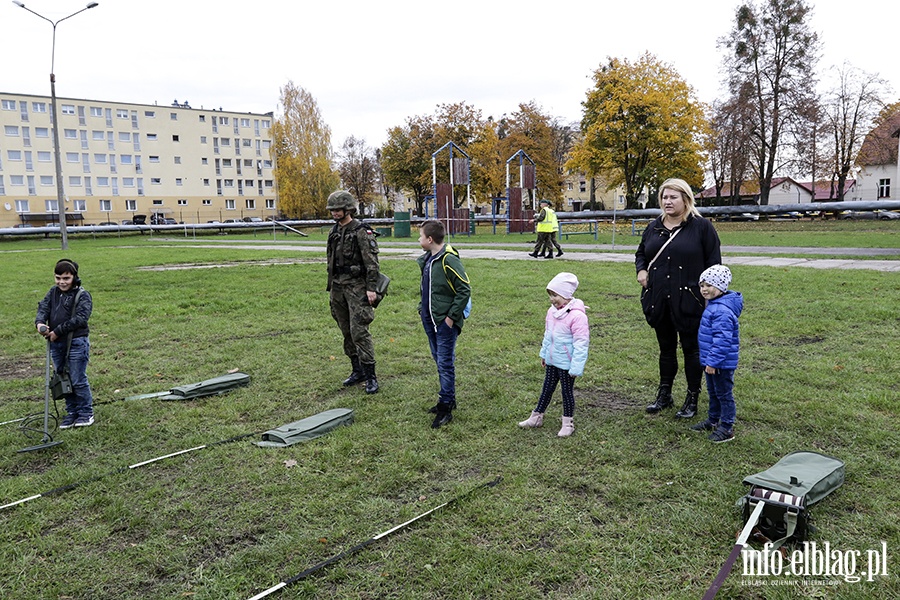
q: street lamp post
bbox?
[12,1,99,251]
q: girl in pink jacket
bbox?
[518,272,589,437]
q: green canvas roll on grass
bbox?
[158,372,251,400]
[256,408,354,448]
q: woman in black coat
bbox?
[635,178,722,418]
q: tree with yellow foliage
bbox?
[271,81,339,218]
[568,53,706,208]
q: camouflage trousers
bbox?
[330,279,376,364]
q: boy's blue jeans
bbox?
[705,368,735,428]
[50,337,94,418]
[423,320,459,406]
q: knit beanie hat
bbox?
[700,264,731,293]
[547,272,579,299]
[539,199,551,205]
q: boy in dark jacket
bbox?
[417,220,471,429]
[692,264,743,443]
[35,259,95,428]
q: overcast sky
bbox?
[4,0,898,152]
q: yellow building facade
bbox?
[0,92,275,227]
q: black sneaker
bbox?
[428,400,456,414]
[690,419,717,432]
[708,426,734,443]
[431,404,453,428]
[59,413,77,430]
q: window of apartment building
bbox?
[202,199,211,206]
[242,138,252,147]
[32,102,47,113]
[10,175,25,186]
[266,198,275,210]
[219,116,228,125]
[175,178,183,186]
[224,179,235,187]
[170,112,178,120]
[201,158,208,165]
[5,125,19,136]
[63,128,77,139]
[580,182,586,193]
[199,115,206,123]
[261,119,270,128]
[1,99,16,110]
[244,159,253,167]
[118,132,130,142]
[177,199,187,205]
[94,153,107,163]
[219,137,231,147]
[116,109,128,119]
[262,159,273,168]
[92,130,105,140]
[878,179,891,198]
[151,177,161,185]
[245,199,255,210]
[61,104,75,115]
[90,106,103,117]
[123,177,135,187]
[262,140,271,150]
[107,131,115,150]
[203,178,210,186]
[68,176,82,187]
[152,199,163,205]
[126,199,137,211]
[240,118,250,128]
[35,127,49,138]
[45,199,59,212]
[40,175,54,186]
[66,152,79,163]
[200,136,207,144]
[174,156,181,165]
[244,179,254,188]
[7,150,22,161]
[38,151,51,162]
[73,199,86,212]
[172,135,180,142]
[97,177,109,187]
[149,155,160,163]
[99,199,112,212]
[264,179,274,188]
[222,158,232,168]
[225,199,235,209]
[120,154,132,164]
[146,133,157,141]
[15,199,30,212]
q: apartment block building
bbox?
[0,92,276,227]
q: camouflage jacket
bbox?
[326,218,380,291]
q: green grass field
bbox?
[0,224,898,599]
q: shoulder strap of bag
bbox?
[647,227,681,270]
[64,288,85,361]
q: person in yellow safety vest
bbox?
[529,199,563,259]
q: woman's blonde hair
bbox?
[658,178,701,220]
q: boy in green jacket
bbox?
[417,220,471,428]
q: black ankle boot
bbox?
[431,403,453,428]
[675,390,700,419]
[646,385,674,413]
[342,356,365,386]
[362,362,379,394]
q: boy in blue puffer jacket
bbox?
[691,264,743,443]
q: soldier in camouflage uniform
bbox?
[326,190,381,394]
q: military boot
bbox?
[342,356,365,387]
[363,362,379,394]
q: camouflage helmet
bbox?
[326,190,358,214]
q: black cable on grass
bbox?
[0,430,264,511]
[244,477,503,600]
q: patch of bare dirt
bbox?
[578,388,638,412]
[0,355,41,381]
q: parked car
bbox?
[876,210,900,220]
[838,210,877,220]
[163,218,177,225]
[132,215,147,225]
[243,216,263,222]
[121,219,134,225]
